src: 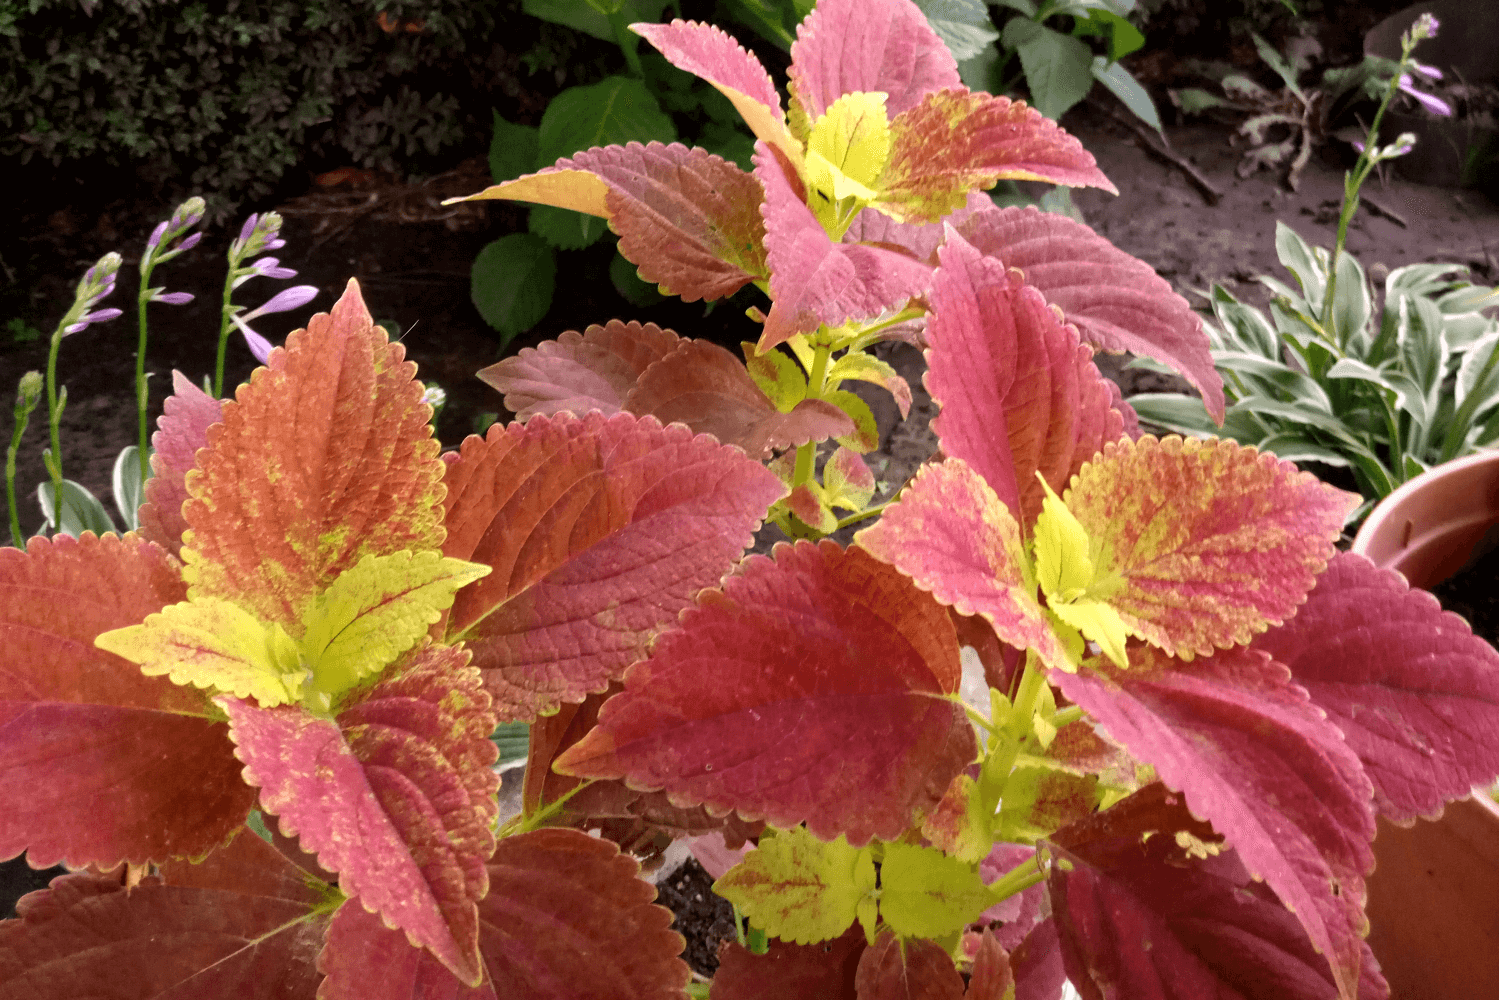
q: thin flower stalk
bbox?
[135,198,205,484]
[6,372,42,547]
[215,212,315,397]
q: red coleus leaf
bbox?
[856,930,966,1000]
[319,902,493,1000]
[713,924,865,1000]
[139,370,223,557]
[964,930,1016,1000]
[222,644,498,986]
[788,0,959,121]
[878,91,1115,224]
[0,532,253,870]
[925,229,1123,529]
[568,143,769,301]
[439,410,785,722]
[1251,552,1500,824]
[0,833,331,999]
[956,207,1223,422]
[554,541,976,845]
[1052,648,1376,1000]
[1012,919,1067,1000]
[1064,436,1354,658]
[755,143,934,351]
[1045,785,1390,1000]
[183,279,446,633]
[624,339,855,458]
[477,321,681,420]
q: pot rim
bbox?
[1349,450,1499,588]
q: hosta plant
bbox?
[2,0,1495,997]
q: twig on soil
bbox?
[1093,99,1225,206]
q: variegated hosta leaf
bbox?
[1252,552,1500,824]
[138,371,223,557]
[223,645,498,986]
[788,0,959,122]
[1062,436,1357,658]
[856,459,1073,671]
[755,142,934,352]
[956,206,1224,422]
[182,279,447,634]
[478,321,682,420]
[439,410,786,722]
[925,228,1123,530]
[876,89,1116,224]
[554,541,976,845]
[1052,650,1376,1000]
[0,533,254,870]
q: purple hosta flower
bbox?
[1397,74,1452,116]
[148,290,195,306]
[1407,12,1440,43]
[231,211,288,262]
[229,284,319,363]
[231,256,299,289]
[144,197,206,268]
[1409,60,1442,81]
[62,252,123,335]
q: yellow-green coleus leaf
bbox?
[713,827,877,945]
[299,550,491,698]
[878,841,998,940]
[96,599,307,707]
[1033,475,1130,669]
[803,92,892,237]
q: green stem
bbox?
[833,502,888,530]
[135,259,155,485]
[790,341,835,491]
[517,779,596,834]
[214,264,239,399]
[607,7,645,78]
[1051,705,1084,728]
[6,396,34,548]
[985,845,1051,902]
[43,328,68,533]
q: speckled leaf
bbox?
[182,279,446,633]
[877,90,1115,223]
[1063,436,1355,659]
[623,339,855,458]
[1052,649,1376,1000]
[856,459,1073,671]
[714,827,876,945]
[855,931,966,1000]
[139,371,223,557]
[1252,552,1500,824]
[925,230,1124,530]
[478,321,681,420]
[222,645,498,986]
[0,840,331,1000]
[712,925,865,1000]
[789,0,959,121]
[956,207,1223,422]
[1045,785,1390,1000]
[756,143,934,351]
[439,410,785,722]
[632,19,801,165]
[0,533,254,870]
[554,541,975,845]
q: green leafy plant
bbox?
[1134,14,1497,516]
[0,2,1494,997]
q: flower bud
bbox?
[1409,12,1439,41]
[16,371,42,409]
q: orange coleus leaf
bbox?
[182,279,446,634]
[554,541,976,846]
[1062,435,1357,659]
[138,370,223,558]
[876,89,1116,224]
[0,533,254,871]
[478,320,682,420]
[439,410,786,722]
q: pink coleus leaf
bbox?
[138,370,223,557]
[222,644,498,986]
[856,458,1073,670]
[756,143,934,352]
[0,533,253,870]
[554,541,976,845]
[713,924,865,1000]
[956,207,1223,422]
[856,931,966,1000]
[568,142,769,301]
[1013,919,1068,1000]
[788,0,959,121]
[478,321,681,420]
[877,91,1116,223]
[439,410,785,722]
[1063,436,1356,658]
[183,278,446,633]
[964,930,1017,1000]
[632,19,801,165]
[926,228,1124,530]
[1052,648,1376,1000]
[1045,785,1390,1000]
[624,339,855,458]
[0,834,330,999]
[1251,552,1500,824]
[320,901,495,1000]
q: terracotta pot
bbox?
[1351,450,1498,1000]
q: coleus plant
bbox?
[2,1,1496,999]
